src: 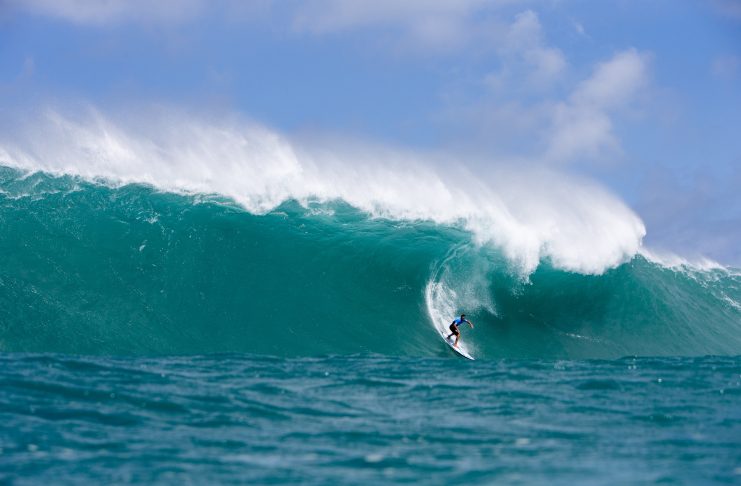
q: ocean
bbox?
[1,166,740,484]
[2,354,739,484]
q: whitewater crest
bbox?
[0,106,646,276]
[1,167,740,357]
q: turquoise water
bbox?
[1,168,739,358]
[1,354,739,484]
[1,167,740,483]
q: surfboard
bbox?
[440,330,475,360]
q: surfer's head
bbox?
[460,314,466,318]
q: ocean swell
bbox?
[1,168,739,358]
[0,107,645,276]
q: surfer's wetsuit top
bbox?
[449,317,470,335]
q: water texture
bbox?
[1,168,739,358]
[1,168,740,484]
[1,354,739,485]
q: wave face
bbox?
[1,167,739,358]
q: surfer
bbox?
[447,314,474,348]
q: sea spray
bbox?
[1,168,739,357]
[1,107,645,275]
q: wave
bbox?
[1,167,739,358]
[0,107,645,276]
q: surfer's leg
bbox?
[448,324,458,340]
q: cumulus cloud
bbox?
[292,0,490,32]
[290,0,517,50]
[8,1,650,169]
[7,0,527,51]
[545,49,650,162]
[484,10,566,90]
[502,10,566,85]
[447,44,650,165]
[572,49,650,108]
[9,0,207,25]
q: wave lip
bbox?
[0,106,646,276]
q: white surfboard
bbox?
[439,330,475,360]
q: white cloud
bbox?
[524,46,567,83]
[546,104,617,162]
[451,48,650,163]
[9,0,528,51]
[289,0,529,52]
[506,9,542,47]
[11,1,650,168]
[292,0,489,32]
[572,49,649,108]
[11,0,206,25]
[511,11,566,83]
[9,0,276,26]
[486,10,566,89]
[545,49,650,162]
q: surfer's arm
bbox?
[467,319,474,329]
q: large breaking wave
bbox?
[0,108,738,358]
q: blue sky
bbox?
[1,0,740,264]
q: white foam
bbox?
[424,280,476,357]
[0,106,648,276]
[639,248,730,273]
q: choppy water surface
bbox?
[1,353,739,484]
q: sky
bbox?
[1,0,740,265]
